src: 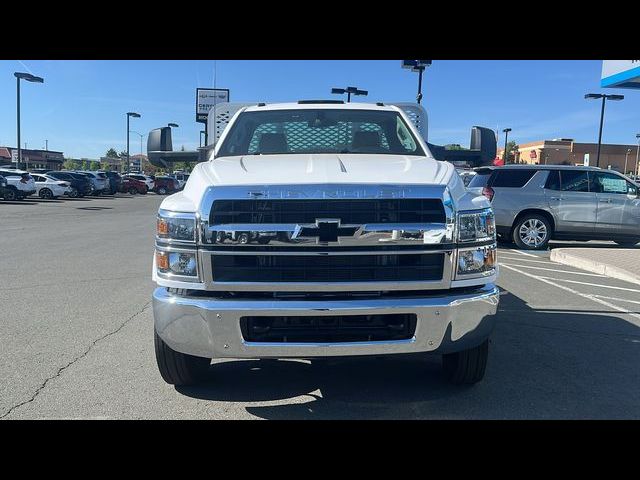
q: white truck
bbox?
[147,100,499,386]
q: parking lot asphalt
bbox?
[1,194,639,419]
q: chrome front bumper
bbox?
[153,283,500,359]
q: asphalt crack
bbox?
[0,301,152,419]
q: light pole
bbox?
[584,93,624,168]
[126,112,141,174]
[200,130,206,148]
[502,128,512,164]
[624,148,632,175]
[15,72,44,170]
[401,60,432,104]
[331,86,368,103]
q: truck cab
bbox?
[147,101,499,386]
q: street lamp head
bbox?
[168,123,179,128]
[127,112,141,118]
[14,72,44,83]
[606,94,624,101]
[503,128,512,133]
[584,93,603,100]
[331,88,346,94]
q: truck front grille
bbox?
[240,313,417,343]
[212,253,444,283]
[210,199,445,225]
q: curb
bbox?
[550,249,640,286]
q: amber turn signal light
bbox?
[156,251,169,271]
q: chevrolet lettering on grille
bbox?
[294,219,360,243]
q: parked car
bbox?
[31,174,72,199]
[152,176,178,195]
[74,171,108,195]
[120,176,148,194]
[468,165,640,249]
[0,168,36,200]
[124,173,154,191]
[46,171,93,198]
[171,171,190,190]
[100,171,122,195]
[457,168,477,186]
[0,175,9,199]
[29,168,52,174]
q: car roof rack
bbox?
[297,100,344,104]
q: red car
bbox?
[120,177,148,195]
[152,176,178,195]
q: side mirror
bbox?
[469,126,497,166]
[147,127,172,153]
[427,126,497,167]
[147,127,200,168]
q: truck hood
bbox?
[199,154,452,186]
[166,153,488,213]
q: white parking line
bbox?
[537,276,640,294]
[498,256,553,265]
[502,249,540,258]
[592,295,640,306]
[499,263,606,277]
[500,264,640,322]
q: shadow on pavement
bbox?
[0,200,36,206]
[176,290,640,419]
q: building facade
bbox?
[0,147,65,170]
[498,139,640,175]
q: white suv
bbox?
[125,173,155,190]
[31,174,72,199]
[0,168,36,200]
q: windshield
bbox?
[217,108,425,157]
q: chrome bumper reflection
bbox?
[152,283,499,359]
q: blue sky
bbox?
[0,60,638,159]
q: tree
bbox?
[445,144,465,150]
[63,159,77,170]
[504,140,518,163]
[105,148,119,158]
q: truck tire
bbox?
[157,186,167,195]
[512,214,551,250]
[154,330,211,386]
[442,339,489,385]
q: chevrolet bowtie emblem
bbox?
[297,219,359,243]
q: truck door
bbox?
[591,171,640,237]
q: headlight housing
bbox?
[157,210,197,242]
[456,245,497,278]
[156,250,198,278]
[457,208,495,243]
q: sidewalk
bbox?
[550,247,640,286]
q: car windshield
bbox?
[468,171,492,188]
[216,108,425,157]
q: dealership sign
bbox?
[601,60,640,89]
[196,88,230,123]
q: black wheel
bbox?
[442,339,489,385]
[157,187,167,195]
[154,330,210,386]
[257,237,271,245]
[512,214,552,250]
[141,187,148,195]
[39,188,53,199]
[3,188,18,201]
[68,188,79,198]
[128,187,137,195]
[614,239,640,247]
[238,233,250,244]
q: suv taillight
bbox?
[482,186,495,202]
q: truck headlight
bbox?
[156,250,198,277]
[456,245,497,277]
[157,210,197,242]
[457,208,495,243]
